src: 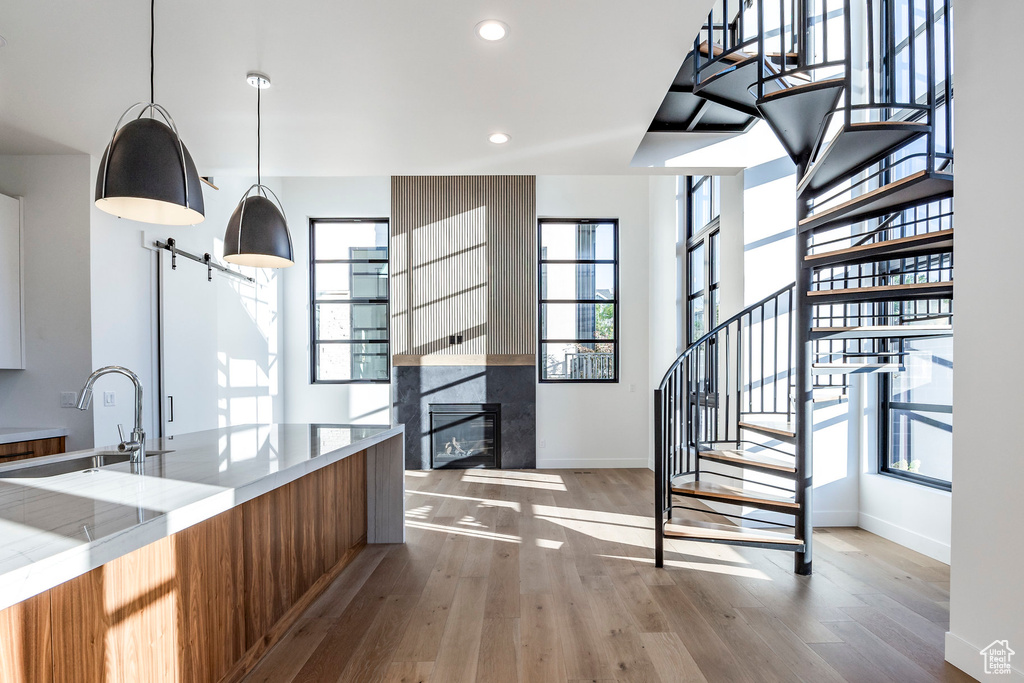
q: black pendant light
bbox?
[223,72,294,269]
[94,0,205,225]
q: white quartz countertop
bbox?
[0,427,69,445]
[0,423,404,611]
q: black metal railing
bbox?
[655,283,796,563]
[693,0,765,87]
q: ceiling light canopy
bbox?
[488,132,511,144]
[476,20,509,41]
[223,72,294,269]
[94,0,204,225]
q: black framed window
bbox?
[309,218,390,383]
[538,219,619,382]
[880,336,952,490]
[685,175,721,344]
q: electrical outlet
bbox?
[629,383,636,393]
[60,391,77,408]
[539,439,547,448]
[103,391,116,407]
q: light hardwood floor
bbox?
[242,468,973,683]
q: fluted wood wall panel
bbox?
[391,175,536,357]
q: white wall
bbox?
[945,1,1024,677]
[277,176,392,426]
[536,176,651,468]
[90,171,283,447]
[0,155,95,451]
[647,176,682,468]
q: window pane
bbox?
[710,231,720,285]
[690,295,705,340]
[541,342,615,380]
[315,303,388,341]
[317,343,389,381]
[541,303,616,340]
[314,222,388,261]
[540,264,615,300]
[314,263,388,300]
[689,244,705,293]
[891,337,952,404]
[710,287,720,329]
[540,222,615,261]
[888,408,952,482]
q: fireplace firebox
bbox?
[429,403,501,469]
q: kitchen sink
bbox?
[0,453,133,479]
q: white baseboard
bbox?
[946,631,1024,681]
[535,458,650,469]
[813,510,859,527]
[858,511,950,564]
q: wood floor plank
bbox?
[290,554,410,682]
[475,618,520,683]
[335,594,419,683]
[649,582,757,683]
[484,541,521,618]
[670,568,802,683]
[520,593,564,683]
[392,537,471,662]
[430,576,489,683]
[737,607,847,683]
[583,574,661,682]
[242,618,333,683]
[546,552,611,680]
[303,544,389,619]
[640,631,709,683]
[380,660,434,683]
[821,620,937,683]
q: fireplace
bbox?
[429,403,501,469]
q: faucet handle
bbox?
[117,424,127,444]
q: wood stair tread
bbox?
[812,362,903,374]
[805,229,954,268]
[808,280,953,303]
[810,324,952,340]
[664,518,803,546]
[671,480,800,509]
[738,419,796,438]
[799,170,954,234]
[798,122,931,196]
[699,448,796,473]
[757,77,846,102]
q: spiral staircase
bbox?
[653,0,954,574]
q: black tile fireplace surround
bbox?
[394,365,536,470]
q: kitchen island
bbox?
[0,423,405,683]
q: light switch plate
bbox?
[103,391,116,407]
[60,391,77,408]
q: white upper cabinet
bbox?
[0,193,25,369]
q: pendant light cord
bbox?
[150,0,155,103]
[257,85,262,187]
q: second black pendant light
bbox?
[223,72,294,269]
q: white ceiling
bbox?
[0,1,714,176]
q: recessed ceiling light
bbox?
[246,71,271,89]
[476,20,509,41]
[488,132,511,145]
